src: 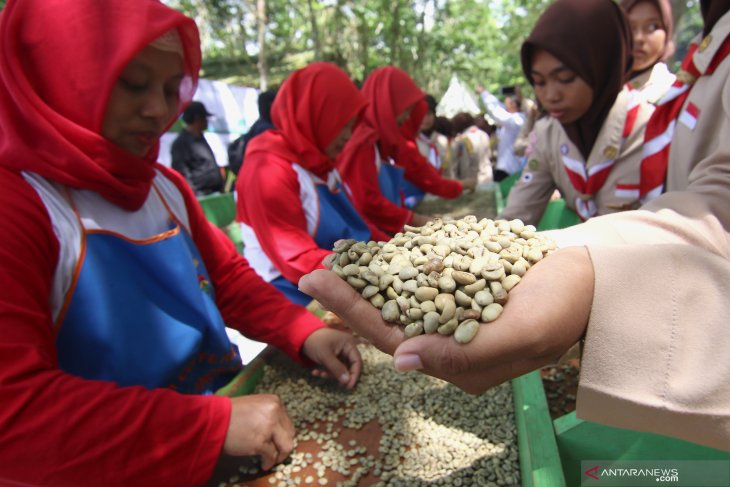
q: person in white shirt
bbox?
[477,86,526,181]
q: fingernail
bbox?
[339,372,350,384]
[297,274,309,290]
[394,354,423,372]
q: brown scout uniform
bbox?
[500,86,655,224]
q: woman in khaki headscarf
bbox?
[499,0,656,224]
[621,0,677,102]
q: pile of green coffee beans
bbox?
[328,216,556,344]
[243,344,520,486]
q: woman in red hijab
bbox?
[621,0,677,102]
[337,67,474,235]
[0,1,361,485]
[237,62,389,306]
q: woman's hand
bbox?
[299,246,594,394]
[301,327,362,390]
[460,177,478,193]
[409,213,434,227]
[224,394,295,470]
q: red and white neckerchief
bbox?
[561,89,642,220]
[639,32,730,202]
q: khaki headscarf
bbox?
[621,0,676,67]
[521,0,633,159]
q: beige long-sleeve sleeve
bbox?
[580,242,730,450]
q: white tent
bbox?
[436,74,482,118]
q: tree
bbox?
[160,0,701,98]
[256,0,268,90]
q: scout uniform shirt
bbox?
[500,86,655,224]
[627,62,676,104]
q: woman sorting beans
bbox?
[337,66,475,237]
[0,2,362,485]
[237,62,390,306]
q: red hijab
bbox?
[399,99,428,141]
[346,67,426,160]
[521,0,633,159]
[246,62,366,179]
[0,0,201,210]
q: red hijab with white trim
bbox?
[0,0,201,210]
[345,66,426,161]
[245,62,366,180]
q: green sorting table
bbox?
[197,192,244,253]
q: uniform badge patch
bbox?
[699,34,713,53]
[560,143,569,155]
[528,159,539,170]
[603,146,618,159]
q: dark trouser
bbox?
[493,169,510,182]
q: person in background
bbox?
[433,115,457,177]
[300,0,730,454]
[397,79,478,208]
[227,88,277,176]
[416,95,445,173]
[0,2,362,485]
[171,100,225,195]
[237,62,389,306]
[477,86,526,182]
[499,0,656,224]
[512,85,542,160]
[621,0,677,103]
[450,112,493,184]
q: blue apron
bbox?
[272,176,371,306]
[401,179,425,208]
[378,162,406,206]
[56,191,242,394]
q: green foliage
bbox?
[672,0,703,71]
[162,0,700,100]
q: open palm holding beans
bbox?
[300,217,595,394]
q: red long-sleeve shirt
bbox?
[337,139,413,235]
[236,151,390,285]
